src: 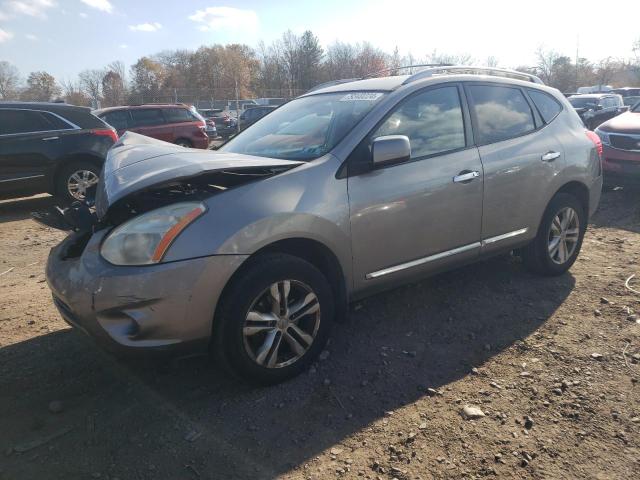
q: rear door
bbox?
[348,84,484,292]
[0,109,78,196]
[465,83,565,253]
[129,108,173,142]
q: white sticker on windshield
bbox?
[339,92,383,102]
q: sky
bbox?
[0,0,638,81]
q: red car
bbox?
[94,104,209,149]
[595,101,640,185]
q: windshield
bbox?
[569,97,598,108]
[220,92,386,160]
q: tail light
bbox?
[585,130,603,157]
[92,128,118,143]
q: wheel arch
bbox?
[213,237,349,335]
[554,180,590,216]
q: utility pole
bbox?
[575,34,580,91]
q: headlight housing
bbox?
[594,127,610,145]
[101,202,206,266]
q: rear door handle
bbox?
[453,170,480,183]
[42,136,59,141]
[541,151,561,162]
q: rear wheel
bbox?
[55,161,100,203]
[522,193,586,275]
[212,253,334,385]
[175,138,192,148]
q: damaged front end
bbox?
[34,132,303,255]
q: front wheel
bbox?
[212,253,334,385]
[522,193,586,276]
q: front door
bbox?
[347,84,484,293]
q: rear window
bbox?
[163,108,196,124]
[0,109,74,135]
[528,90,562,124]
[468,85,535,144]
[130,109,164,127]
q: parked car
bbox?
[0,102,117,202]
[45,67,602,384]
[94,104,209,149]
[239,105,277,130]
[595,101,640,185]
[568,93,626,130]
[199,109,237,138]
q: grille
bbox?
[610,134,640,151]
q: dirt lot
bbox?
[1,189,639,480]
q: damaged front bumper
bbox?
[46,229,248,356]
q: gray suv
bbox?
[45,67,603,384]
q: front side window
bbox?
[468,85,535,144]
[130,109,164,127]
[528,90,562,124]
[372,86,466,158]
[221,91,385,161]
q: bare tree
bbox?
[60,79,91,106]
[78,69,105,107]
[0,61,20,100]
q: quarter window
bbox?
[528,90,562,124]
[102,110,130,130]
[130,109,164,127]
[163,108,194,124]
[373,86,466,158]
[468,85,535,144]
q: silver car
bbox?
[46,67,603,384]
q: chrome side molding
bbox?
[365,228,529,279]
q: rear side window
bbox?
[130,109,164,127]
[528,90,562,124]
[373,86,466,158]
[102,110,130,130]
[468,85,535,144]
[0,109,72,135]
[163,108,194,124]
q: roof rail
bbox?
[402,66,544,85]
[362,63,454,79]
[307,78,361,93]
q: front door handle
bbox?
[42,136,59,141]
[541,151,561,162]
[453,170,480,183]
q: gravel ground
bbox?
[0,188,638,480]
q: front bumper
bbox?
[46,230,247,356]
[602,145,640,183]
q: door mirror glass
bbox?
[372,135,411,167]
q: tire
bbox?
[55,161,101,204]
[522,193,586,276]
[175,138,192,148]
[212,253,334,385]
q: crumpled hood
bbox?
[95,132,303,219]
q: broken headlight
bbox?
[100,202,206,266]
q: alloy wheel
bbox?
[242,280,321,368]
[67,169,99,201]
[548,207,580,265]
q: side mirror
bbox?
[372,135,411,167]
[595,104,603,111]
